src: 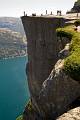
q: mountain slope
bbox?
[0,17,27,58]
[0,28,27,58]
[0,17,25,35]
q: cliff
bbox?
[21,16,65,98]
[21,16,80,120]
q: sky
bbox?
[0,0,77,17]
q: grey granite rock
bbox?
[21,16,80,119]
[57,107,80,120]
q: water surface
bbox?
[0,56,30,120]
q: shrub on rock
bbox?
[56,25,80,81]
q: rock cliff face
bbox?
[21,16,80,119]
[21,16,64,98]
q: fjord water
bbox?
[0,56,30,120]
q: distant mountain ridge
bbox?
[0,17,25,35]
[0,17,27,58]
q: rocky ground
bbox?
[57,107,80,120]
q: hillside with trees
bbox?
[0,17,27,59]
[67,0,80,13]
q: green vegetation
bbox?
[73,0,80,12]
[56,24,80,81]
[74,20,80,27]
[16,115,23,120]
[67,0,80,13]
[56,27,74,39]
[75,0,80,6]
[16,100,33,120]
[64,53,80,81]
[27,99,33,112]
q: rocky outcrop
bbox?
[36,55,80,119]
[21,16,80,120]
[21,16,65,99]
[57,107,80,120]
[23,42,80,120]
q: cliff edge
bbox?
[21,16,80,120]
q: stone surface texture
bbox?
[21,16,65,99]
[57,107,80,120]
[21,16,80,120]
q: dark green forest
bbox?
[67,0,80,13]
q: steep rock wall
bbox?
[21,16,80,119]
[21,16,64,98]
